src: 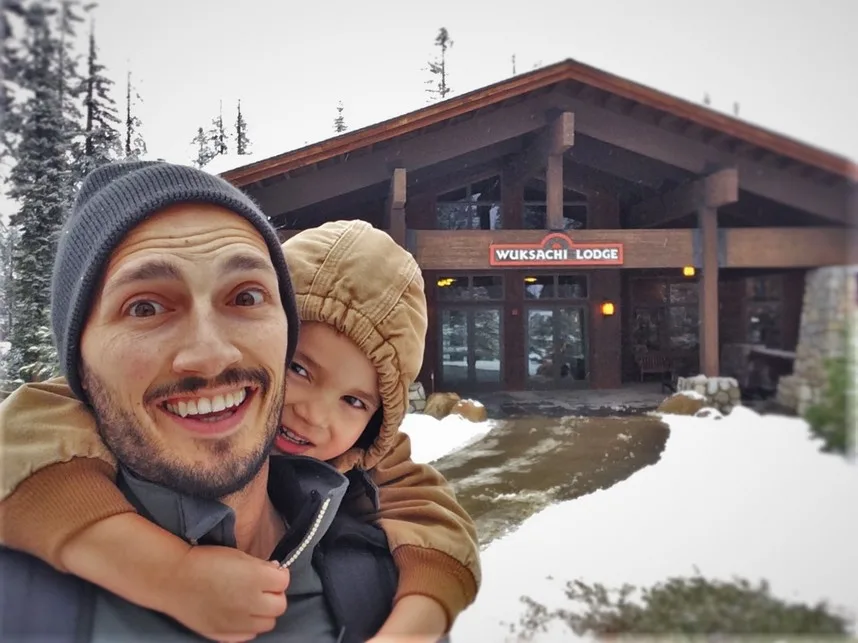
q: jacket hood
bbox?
[281,220,427,470]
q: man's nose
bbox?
[171,308,242,378]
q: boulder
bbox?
[676,375,742,415]
[450,399,488,423]
[407,381,427,413]
[423,392,461,419]
[657,392,707,416]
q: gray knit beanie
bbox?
[51,160,299,402]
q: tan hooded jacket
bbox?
[0,220,480,625]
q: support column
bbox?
[546,153,564,230]
[386,168,407,247]
[699,205,720,376]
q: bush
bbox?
[804,355,850,455]
[514,574,851,640]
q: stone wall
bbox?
[408,381,426,413]
[777,265,857,415]
[676,375,741,414]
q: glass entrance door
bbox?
[439,307,502,390]
[526,306,587,388]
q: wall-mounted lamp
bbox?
[682,266,696,277]
[524,276,537,283]
[436,277,456,287]
[600,301,616,317]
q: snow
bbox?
[677,389,707,400]
[452,406,858,641]
[400,412,498,465]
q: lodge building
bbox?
[220,59,856,395]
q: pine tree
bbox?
[235,99,250,155]
[333,100,347,133]
[76,17,121,180]
[56,0,85,180]
[207,100,228,157]
[191,126,215,168]
[124,69,147,159]
[6,1,68,383]
[0,222,16,344]
[1,0,27,159]
[425,27,453,101]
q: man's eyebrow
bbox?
[219,253,274,276]
[103,260,181,297]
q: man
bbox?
[0,161,398,642]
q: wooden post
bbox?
[546,153,564,229]
[699,205,720,376]
[387,168,407,247]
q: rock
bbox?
[413,398,426,412]
[657,393,707,416]
[423,392,461,419]
[450,399,488,423]
[714,390,729,404]
[694,407,723,420]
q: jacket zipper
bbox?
[279,496,332,568]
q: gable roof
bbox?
[223,58,856,188]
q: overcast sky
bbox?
[1,0,855,225]
[89,0,856,165]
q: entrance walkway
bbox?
[478,382,668,418]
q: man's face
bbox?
[80,203,289,499]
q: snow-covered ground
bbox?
[403,406,858,641]
[401,411,499,465]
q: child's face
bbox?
[274,321,381,461]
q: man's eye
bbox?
[234,288,265,306]
[126,300,165,317]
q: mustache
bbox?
[143,368,271,405]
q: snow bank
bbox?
[452,406,858,641]
[400,413,498,464]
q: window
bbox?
[437,274,504,301]
[746,275,783,347]
[631,278,699,352]
[523,274,588,300]
[522,175,588,230]
[436,176,502,230]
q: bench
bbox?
[633,349,676,392]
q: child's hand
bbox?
[161,545,290,642]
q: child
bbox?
[0,219,480,642]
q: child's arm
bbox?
[356,431,481,634]
[0,379,290,641]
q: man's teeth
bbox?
[165,388,247,418]
[281,427,310,445]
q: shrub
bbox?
[514,574,851,640]
[804,355,850,455]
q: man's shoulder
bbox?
[0,546,95,640]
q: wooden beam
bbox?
[386,168,407,247]
[250,95,561,214]
[629,168,739,228]
[411,229,694,270]
[546,154,564,229]
[698,206,719,376]
[724,227,850,267]
[549,91,849,223]
[568,135,690,189]
[507,111,575,185]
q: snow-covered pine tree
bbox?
[207,100,228,158]
[1,0,27,159]
[124,69,147,159]
[76,17,121,180]
[56,0,85,186]
[6,1,69,383]
[0,222,16,344]
[191,126,214,168]
[333,100,347,133]
[235,99,251,155]
[425,27,453,101]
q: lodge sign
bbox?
[489,233,624,267]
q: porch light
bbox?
[683,266,696,277]
[524,276,537,283]
[437,277,455,287]
[600,301,615,317]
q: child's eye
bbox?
[343,395,367,410]
[289,362,309,378]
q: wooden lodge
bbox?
[220,59,856,395]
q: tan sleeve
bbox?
[364,431,481,629]
[0,377,136,570]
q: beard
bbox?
[81,365,283,500]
